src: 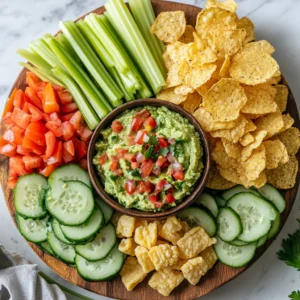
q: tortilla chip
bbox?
[178,25,196,44]
[242,40,275,55]
[174,85,194,96]
[239,170,267,188]
[274,85,289,112]
[202,78,247,122]
[212,141,239,169]
[218,166,240,184]
[279,113,294,133]
[181,92,202,113]
[219,55,231,78]
[241,84,277,115]
[164,64,182,88]
[264,139,289,169]
[206,163,236,190]
[205,0,237,13]
[266,155,298,189]
[222,138,242,159]
[240,133,254,146]
[276,127,300,155]
[241,130,267,161]
[156,87,187,105]
[151,11,186,43]
[196,78,219,97]
[237,17,255,44]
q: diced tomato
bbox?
[43,83,60,114]
[124,153,136,162]
[62,147,74,163]
[148,195,158,203]
[131,161,139,169]
[173,170,185,181]
[136,181,146,194]
[39,164,57,177]
[125,180,136,195]
[58,90,73,105]
[61,112,75,121]
[141,159,154,177]
[126,134,135,146]
[69,111,82,130]
[61,121,75,141]
[154,180,168,194]
[131,117,144,132]
[45,120,63,137]
[79,159,88,170]
[155,156,167,168]
[143,116,156,131]
[135,109,150,119]
[154,202,163,208]
[49,112,60,121]
[25,87,43,110]
[3,112,14,125]
[135,130,147,145]
[99,153,108,166]
[23,102,30,113]
[23,155,43,170]
[2,88,17,118]
[112,120,124,133]
[144,181,154,194]
[161,161,170,169]
[77,125,93,142]
[0,144,16,157]
[11,108,31,129]
[110,158,118,171]
[165,193,176,204]
[158,137,169,148]
[75,140,87,160]
[28,103,43,122]
[13,90,25,109]
[23,136,45,155]
[16,145,32,156]
[10,155,28,176]
[61,102,77,113]
[48,140,63,165]
[7,177,18,189]
[63,140,75,157]
[44,131,56,158]
[25,121,47,146]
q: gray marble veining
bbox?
[1,1,300,299]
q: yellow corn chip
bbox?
[242,40,275,55]
[219,55,231,78]
[264,139,289,169]
[279,113,294,133]
[274,85,289,112]
[178,24,196,43]
[174,85,193,96]
[239,170,267,188]
[237,17,255,44]
[156,87,187,105]
[222,138,242,159]
[196,78,219,96]
[205,0,237,13]
[276,127,300,155]
[181,92,202,113]
[240,133,254,146]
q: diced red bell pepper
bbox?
[62,146,74,163]
[13,90,25,109]
[58,90,73,105]
[61,102,77,113]
[2,88,17,118]
[45,131,56,158]
[45,120,63,137]
[25,121,47,146]
[11,108,31,129]
[0,144,16,157]
[61,121,76,141]
[43,83,60,114]
[26,72,40,91]
[25,87,43,110]
[16,145,32,156]
[0,137,7,147]
[63,140,75,156]
[3,112,14,125]
[49,112,60,121]
[42,113,51,122]
[111,120,124,133]
[23,155,43,170]
[52,85,64,92]
[69,111,82,130]
[77,125,92,142]
[39,164,57,177]
[10,155,28,176]
[3,126,24,146]
[7,177,18,189]
[28,103,43,122]
[73,139,87,160]
[173,170,185,181]
[23,136,45,155]
[141,159,154,177]
[48,140,63,165]
[61,112,75,121]
[125,180,136,195]
[79,159,88,170]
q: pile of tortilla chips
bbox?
[152,0,300,189]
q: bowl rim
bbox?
[87,98,211,219]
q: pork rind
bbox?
[149,244,179,270]
[116,215,135,238]
[135,246,155,273]
[158,216,182,245]
[181,256,209,285]
[118,238,137,256]
[134,222,158,249]
[199,246,218,269]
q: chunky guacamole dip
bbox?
[93,106,203,211]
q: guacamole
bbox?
[93,106,203,211]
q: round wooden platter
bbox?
[1,1,300,299]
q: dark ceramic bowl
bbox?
[87,99,211,219]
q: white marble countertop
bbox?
[1,0,300,299]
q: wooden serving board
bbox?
[1,1,300,299]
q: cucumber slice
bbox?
[215,196,226,208]
[39,241,54,255]
[256,233,268,247]
[258,184,286,213]
[95,196,114,225]
[75,223,116,261]
[214,236,256,267]
[51,218,76,245]
[177,207,217,237]
[217,207,243,242]
[194,193,219,217]
[268,209,281,239]
[14,174,48,219]
[229,239,249,246]
[46,180,94,226]
[48,164,91,188]
[17,214,49,243]
[75,245,124,281]
[227,193,277,242]
[61,204,104,242]
[47,231,76,264]
[221,185,260,201]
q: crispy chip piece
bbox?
[274,85,289,112]
[157,87,188,105]
[206,162,236,189]
[240,133,254,146]
[266,155,298,189]
[134,222,158,249]
[218,165,240,184]
[134,219,148,230]
[135,246,155,273]
[158,216,182,245]
[148,268,184,297]
[181,256,209,285]
[179,25,196,43]
[172,258,189,271]
[264,139,289,169]
[200,246,218,270]
[230,50,279,85]
[237,17,255,44]
[196,78,219,96]
[205,0,237,13]
[111,211,122,229]
[266,74,282,85]
[242,40,275,55]
[242,144,266,180]
[117,215,136,238]
[279,114,294,133]
[120,257,148,291]
[203,78,247,122]
[241,130,268,161]
[177,227,217,259]
[239,170,267,188]
[179,221,191,236]
[222,138,242,159]
[219,55,231,78]
[181,92,202,113]
[254,109,284,139]
[179,61,217,89]
[277,127,300,155]
[150,11,186,43]
[149,244,179,270]
[241,84,277,115]
[212,141,239,169]
[119,238,137,256]
[164,64,183,88]
[174,85,194,96]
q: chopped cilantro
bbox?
[148,135,159,145]
[159,147,169,157]
[144,145,157,159]
[289,291,300,300]
[129,169,141,177]
[111,135,119,142]
[169,144,175,155]
[109,174,118,180]
[175,143,184,155]
[173,181,183,189]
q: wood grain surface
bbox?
[1,1,299,299]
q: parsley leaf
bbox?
[289,291,300,300]
[175,143,184,155]
[144,145,156,159]
[169,144,175,155]
[277,219,300,270]
[148,135,159,145]
[129,169,141,177]
[159,147,169,157]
